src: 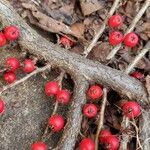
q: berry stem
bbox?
[83,0,121,57]
[0,65,51,96]
[95,88,107,150]
[106,0,150,60]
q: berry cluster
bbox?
[83,85,103,118]
[108,15,139,48]
[3,57,35,84]
[99,129,120,150]
[0,25,20,47]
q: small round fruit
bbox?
[6,57,20,72]
[87,85,103,100]
[31,141,47,150]
[104,135,120,150]
[48,114,65,132]
[23,59,35,73]
[124,32,139,47]
[109,31,124,46]
[130,71,144,80]
[108,15,123,28]
[45,81,59,96]
[4,25,20,41]
[60,36,73,47]
[79,138,95,150]
[56,89,71,104]
[99,129,112,143]
[83,104,98,118]
[122,101,141,119]
[0,99,5,114]
[4,72,16,84]
[0,33,6,47]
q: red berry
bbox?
[79,138,95,150]
[109,31,124,46]
[99,129,112,143]
[48,114,65,132]
[45,81,59,96]
[83,104,98,118]
[0,33,6,47]
[130,71,144,80]
[4,72,16,84]
[4,25,20,41]
[56,89,71,104]
[23,59,35,73]
[122,101,141,119]
[104,135,120,150]
[0,99,5,114]
[60,36,74,47]
[31,141,47,150]
[6,57,20,72]
[108,15,123,28]
[87,85,103,100]
[124,32,139,47]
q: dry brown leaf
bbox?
[145,75,150,101]
[22,3,85,41]
[80,0,103,16]
[70,22,85,38]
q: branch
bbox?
[83,0,120,57]
[125,41,150,74]
[95,88,107,150]
[54,76,89,150]
[0,65,50,95]
[0,0,147,104]
[106,0,150,60]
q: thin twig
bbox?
[129,120,143,150]
[0,65,51,95]
[106,0,150,60]
[95,88,107,150]
[125,41,150,74]
[119,117,130,150]
[83,0,120,57]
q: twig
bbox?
[129,120,143,150]
[95,88,107,150]
[106,0,150,60]
[119,117,130,150]
[83,0,120,57]
[125,41,150,74]
[0,65,51,95]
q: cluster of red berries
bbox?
[99,129,120,150]
[0,25,20,47]
[3,57,35,84]
[108,15,139,48]
[130,71,144,80]
[0,99,5,114]
[82,85,103,118]
[44,81,71,132]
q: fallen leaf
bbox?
[80,0,104,16]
